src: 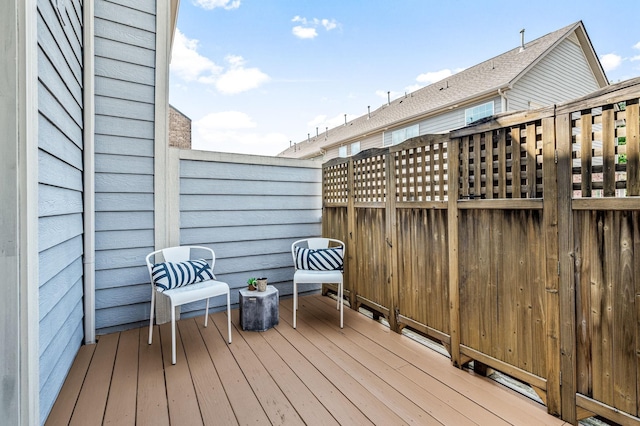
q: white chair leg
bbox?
[339,281,344,329]
[293,281,297,329]
[171,303,177,365]
[226,291,232,343]
[148,289,156,345]
[204,298,209,327]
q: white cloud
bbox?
[633,41,640,50]
[193,0,240,10]
[195,111,256,130]
[171,30,269,94]
[631,55,640,62]
[193,112,287,155]
[321,19,338,31]
[171,29,222,83]
[416,69,454,85]
[291,15,339,39]
[216,55,270,94]
[292,26,318,40]
[601,53,622,71]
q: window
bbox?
[351,141,361,156]
[338,146,347,158]
[465,101,494,125]
[385,124,419,147]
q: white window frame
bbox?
[385,124,419,147]
[351,141,361,156]
[338,145,347,158]
[465,101,494,125]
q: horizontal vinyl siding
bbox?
[37,0,84,422]
[509,38,601,110]
[179,156,323,316]
[94,0,156,334]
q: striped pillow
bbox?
[151,259,215,292]
[295,246,344,271]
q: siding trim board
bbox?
[2,1,40,424]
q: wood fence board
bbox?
[501,212,519,368]
[526,123,537,198]
[478,210,492,357]
[634,211,640,417]
[591,211,605,403]
[602,211,618,406]
[512,126,522,198]
[497,129,507,198]
[321,84,640,423]
[613,212,637,414]
[557,112,578,423]
[628,102,640,196]
[580,110,593,197]
[602,106,616,197]
[485,131,494,198]
[575,211,593,397]
[529,210,546,378]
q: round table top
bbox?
[239,285,278,297]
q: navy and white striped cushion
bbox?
[151,259,215,292]
[295,246,344,271]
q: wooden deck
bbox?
[46,294,569,425]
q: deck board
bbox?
[47,294,569,426]
[136,325,169,425]
[103,328,139,425]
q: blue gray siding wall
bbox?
[93,0,157,334]
[37,0,84,421]
[509,37,601,110]
[178,152,323,316]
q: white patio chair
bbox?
[146,245,231,364]
[291,238,345,329]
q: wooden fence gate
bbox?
[321,78,640,425]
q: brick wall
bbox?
[169,105,191,149]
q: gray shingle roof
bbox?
[280,21,587,158]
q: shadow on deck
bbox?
[45,294,568,425]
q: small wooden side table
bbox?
[239,286,279,331]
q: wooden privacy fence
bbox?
[321,77,640,425]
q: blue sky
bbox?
[169,0,640,156]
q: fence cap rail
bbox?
[451,106,555,138]
[555,76,640,114]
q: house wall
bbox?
[508,37,601,110]
[178,151,324,315]
[93,0,157,334]
[37,0,85,421]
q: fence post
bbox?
[556,112,577,423]
[347,157,357,309]
[542,116,561,416]
[447,137,462,367]
[385,151,399,332]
